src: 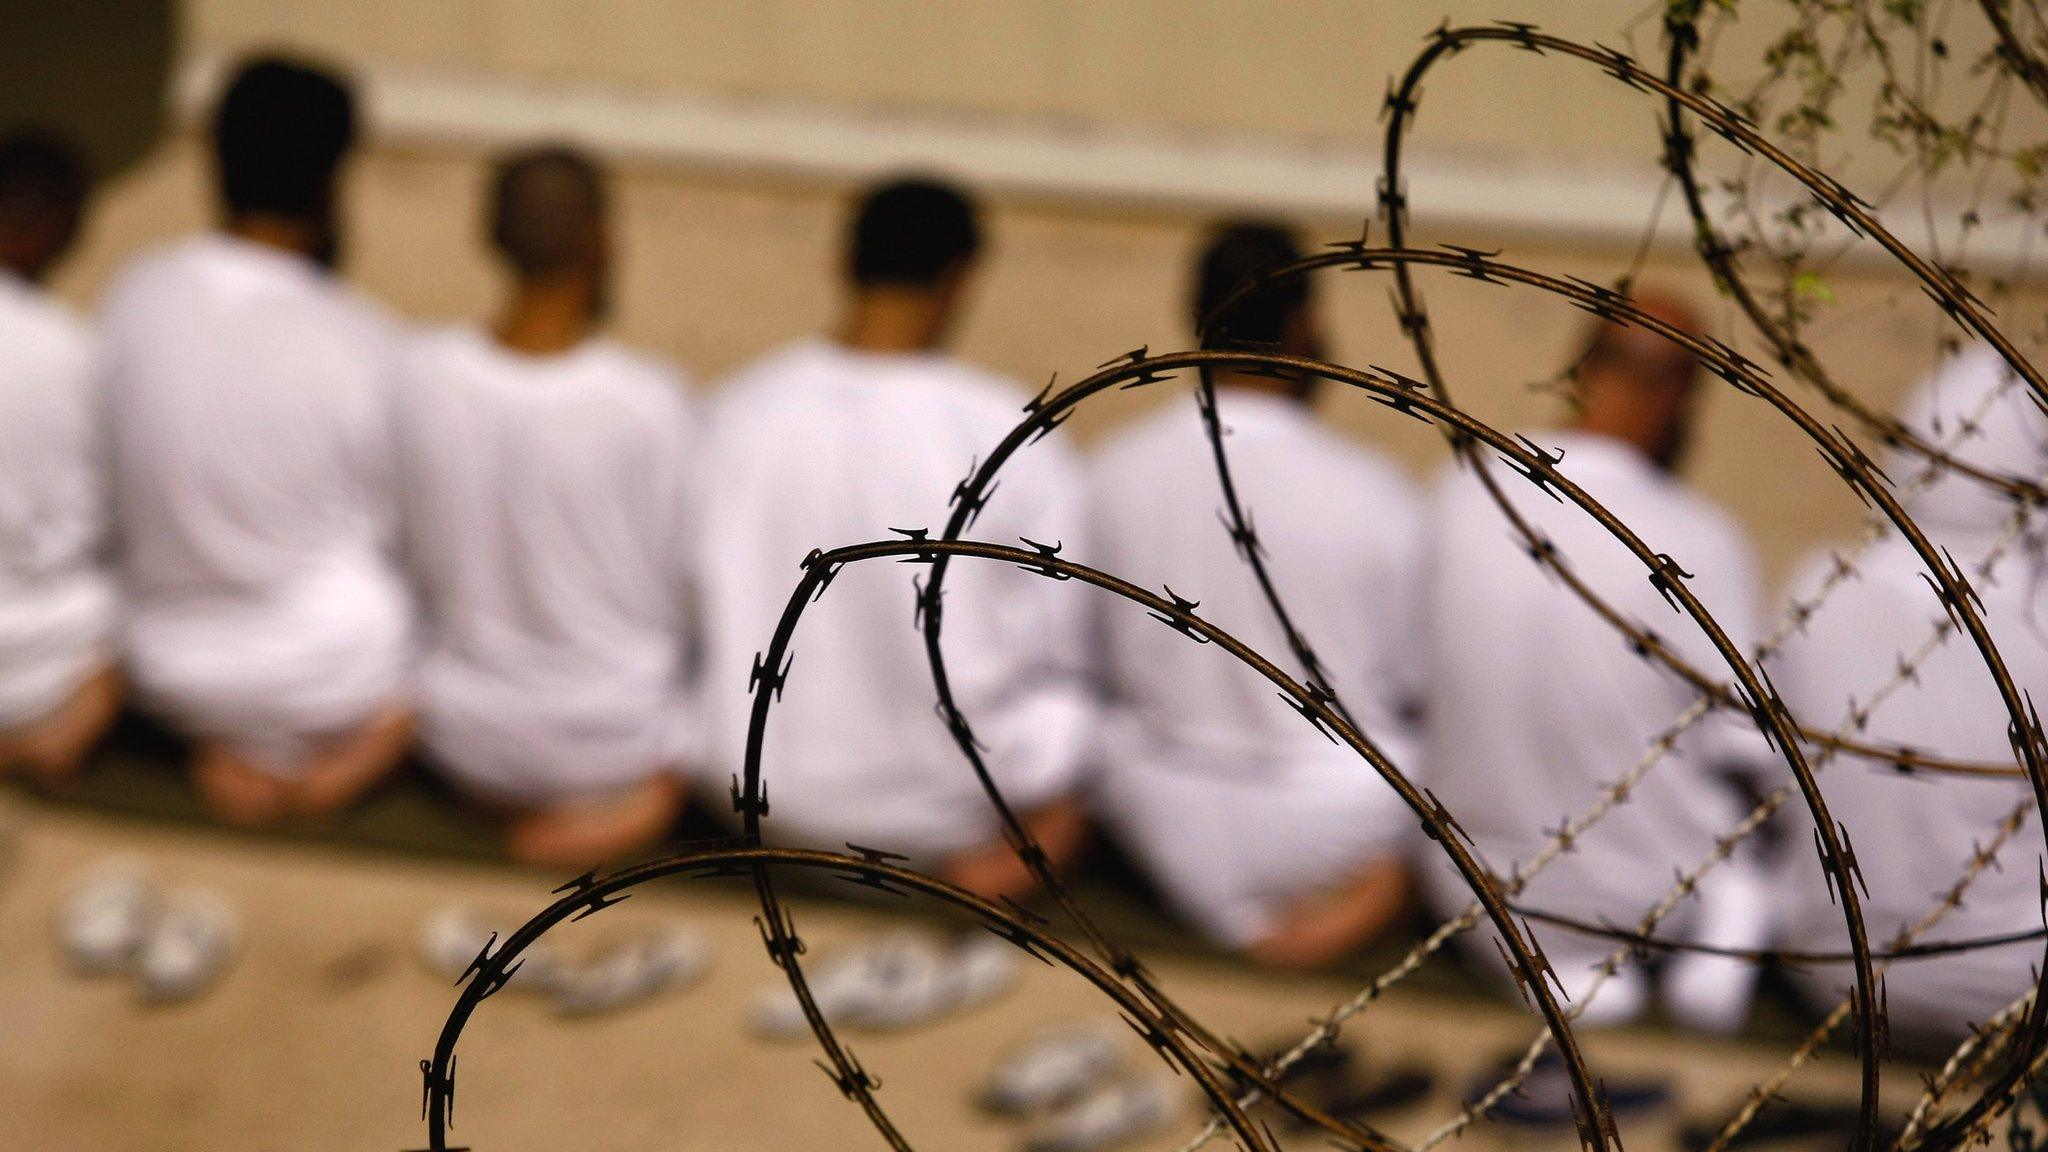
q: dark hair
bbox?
[489,145,607,277]
[0,129,89,221]
[847,178,980,288]
[1192,221,1307,349]
[212,56,357,218]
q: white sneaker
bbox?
[1023,1077,1178,1152]
[57,858,159,975]
[945,932,1022,1013]
[552,927,711,1017]
[750,931,936,1039]
[417,905,560,995]
[137,889,238,1004]
[977,1024,1124,1116]
[855,932,1021,1032]
[749,931,1021,1039]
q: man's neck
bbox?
[836,287,948,354]
[494,277,596,357]
[1209,368,1304,401]
[1568,413,1654,460]
[225,213,323,260]
[0,252,44,285]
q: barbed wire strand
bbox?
[1436,471,2045,1152]
[1372,22,2048,1146]
[1159,353,2026,1152]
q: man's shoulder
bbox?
[575,340,695,433]
[1660,479,1751,557]
[584,338,690,395]
[109,235,389,334]
[708,339,823,408]
[903,356,1037,434]
[101,237,207,310]
[924,354,1025,405]
[0,276,88,364]
[1288,419,1413,489]
[403,322,482,361]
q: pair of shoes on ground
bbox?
[57,858,239,1004]
[418,906,710,1016]
[978,1024,1180,1152]
[1462,1047,1671,1128]
[748,929,1019,1039]
[1234,1040,1436,1129]
[1228,1037,1441,1123]
[1677,1097,1905,1152]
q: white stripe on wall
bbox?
[173,52,2037,277]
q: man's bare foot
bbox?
[940,798,1090,905]
[1245,858,1409,972]
[9,666,123,788]
[193,742,293,827]
[942,840,1041,904]
[508,774,684,868]
[291,705,415,819]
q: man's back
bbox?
[0,270,99,590]
[1422,431,1768,925]
[1771,348,2048,1036]
[694,337,1092,857]
[1089,389,1423,767]
[100,232,410,752]
[103,234,395,598]
[0,270,112,720]
[1085,387,1426,949]
[398,327,697,795]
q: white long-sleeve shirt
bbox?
[100,234,413,767]
[1086,387,1425,947]
[693,337,1095,861]
[397,328,699,805]
[0,270,113,725]
[1771,347,2048,1038]
[1421,429,1774,1015]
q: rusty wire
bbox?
[418,8,2048,1152]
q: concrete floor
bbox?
[0,794,1891,1152]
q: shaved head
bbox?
[1575,289,1703,395]
[0,129,89,280]
[1570,288,1708,470]
[488,145,607,279]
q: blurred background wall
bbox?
[0,0,172,177]
[19,1,2047,584]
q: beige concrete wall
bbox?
[183,1,1649,160]
[178,1,2033,183]
[49,129,2040,591]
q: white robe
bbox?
[693,337,1095,862]
[1085,388,1426,948]
[1771,347,2048,1039]
[1421,429,1774,1023]
[0,270,114,725]
[397,328,698,806]
[100,235,413,771]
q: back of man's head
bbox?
[213,56,357,220]
[847,178,980,289]
[489,145,607,279]
[1570,289,1704,469]
[0,129,89,279]
[1572,291,1702,396]
[1192,221,1308,351]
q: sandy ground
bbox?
[0,794,1893,1152]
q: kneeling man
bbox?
[101,58,414,823]
[399,146,695,866]
[0,131,120,783]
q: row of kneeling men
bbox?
[1,55,2042,1042]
